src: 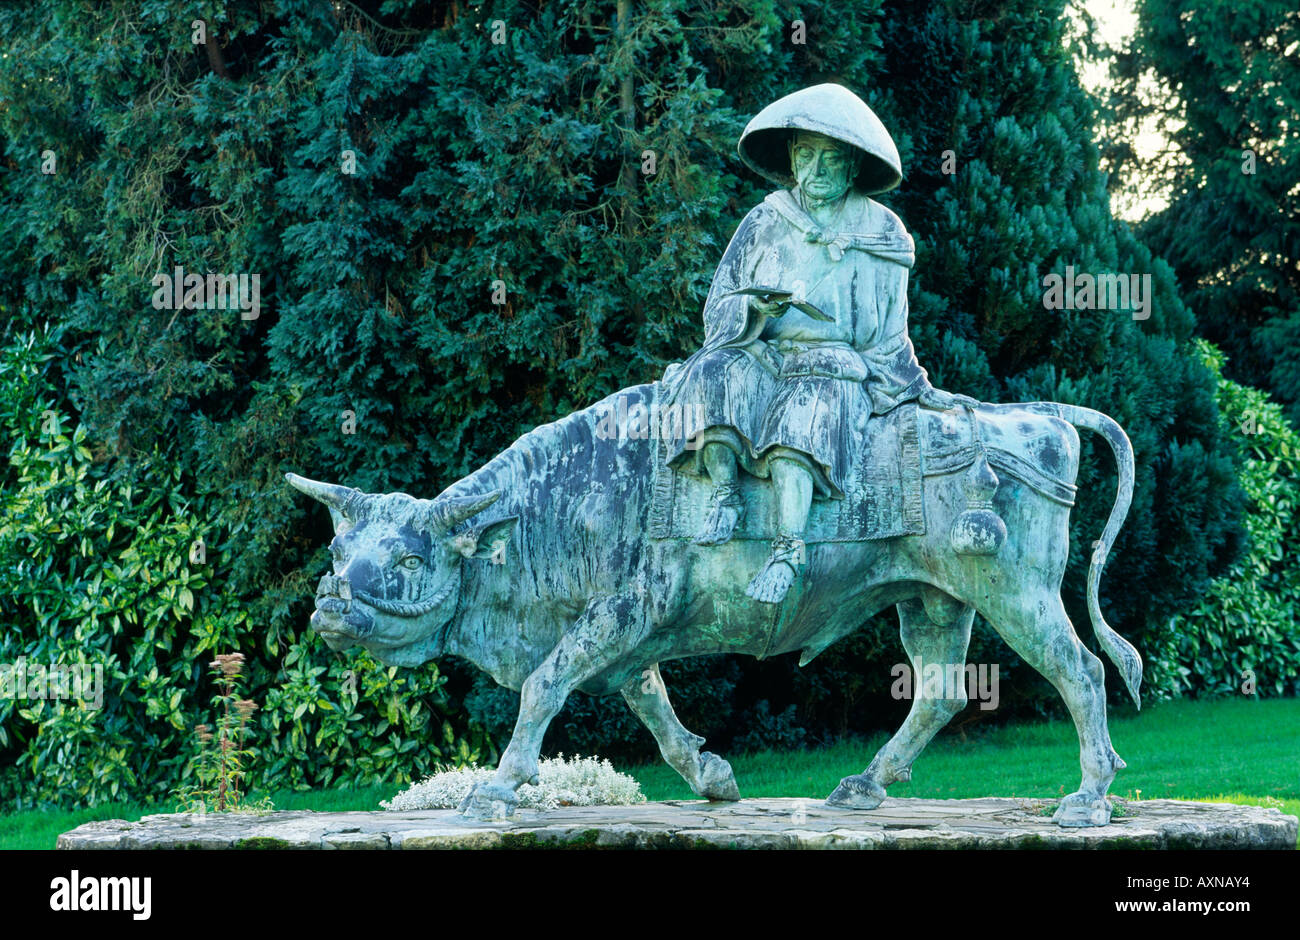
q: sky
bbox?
[1075,0,1177,221]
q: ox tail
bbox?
[1031,402,1142,709]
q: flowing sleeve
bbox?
[858,260,933,414]
[697,204,771,349]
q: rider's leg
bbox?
[771,455,813,534]
[703,441,737,488]
[746,454,812,603]
[694,442,745,545]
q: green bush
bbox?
[1143,341,1300,700]
[0,325,487,809]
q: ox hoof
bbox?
[697,752,740,801]
[825,774,886,810]
[1053,793,1113,828]
[457,782,518,821]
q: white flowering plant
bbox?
[381,754,646,812]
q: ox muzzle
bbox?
[312,574,373,639]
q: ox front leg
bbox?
[458,595,646,821]
[620,664,739,801]
[828,596,974,810]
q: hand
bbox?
[750,295,790,318]
[918,388,979,411]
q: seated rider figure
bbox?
[660,83,973,604]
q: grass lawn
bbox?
[3,696,1296,849]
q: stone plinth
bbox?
[57,797,1297,850]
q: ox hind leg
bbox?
[458,594,647,820]
[984,590,1125,827]
[620,664,740,801]
[827,592,974,809]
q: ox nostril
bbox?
[316,596,350,615]
[315,574,354,615]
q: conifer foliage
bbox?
[1107,0,1300,422]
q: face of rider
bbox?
[789,131,858,205]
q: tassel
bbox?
[951,454,1007,555]
[949,406,1007,556]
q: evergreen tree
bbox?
[1106,0,1300,421]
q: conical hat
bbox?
[737,83,902,195]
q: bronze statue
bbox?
[662,85,974,602]
[289,84,1141,829]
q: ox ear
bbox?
[449,516,518,564]
[285,473,364,532]
[428,490,502,532]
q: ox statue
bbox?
[285,385,1139,828]
[287,83,1142,827]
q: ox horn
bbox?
[429,490,502,531]
[285,473,364,527]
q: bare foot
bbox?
[746,559,796,603]
[694,485,744,545]
[745,534,804,603]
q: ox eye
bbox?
[399,555,423,571]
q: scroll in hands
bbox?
[726,286,835,322]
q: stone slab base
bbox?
[57,797,1297,850]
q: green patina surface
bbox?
[286,85,1142,830]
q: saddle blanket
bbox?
[649,397,926,543]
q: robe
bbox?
[662,187,934,498]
